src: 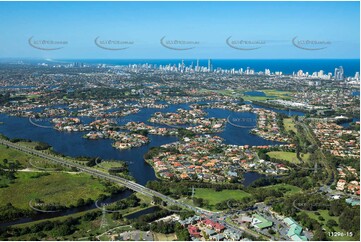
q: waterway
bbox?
[0,102,307,225]
[0,189,133,227]
[0,103,296,185]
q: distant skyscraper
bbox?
[297,70,303,77]
[318,70,324,77]
[327,72,332,80]
[334,66,344,80]
[208,59,213,72]
[355,72,360,80]
[339,66,344,80]
[196,59,199,72]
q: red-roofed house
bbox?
[188,225,201,237]
[203,219,216,229]
[214,223,225,232]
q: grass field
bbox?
[198,89,241,98]
[0,172,114,209]
[242,89,294,101]
[135,192,152,204]
[283,118,297,132]
[257,184,301,194]
[96,161,124,169]
[197,89,294,102]
[303,210,357,241]
[0,176,10,187]
[16,141,43,149]
[0,144,34,165]
[242,95,270,101]
[153,232,177,241]
[267,151,310,163]
[94,160,127,174]
[194,188,251,205]
[0,143,64,170]
[261,89,293,98]
[27,94,40,99]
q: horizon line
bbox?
[1,58,360,61]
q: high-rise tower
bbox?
[208,59,213,72]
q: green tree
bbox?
[326,219,338,228]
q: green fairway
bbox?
[261,89,293,99]
[197,89,294,101]
[0,172,115,209]
[257,184,301,194]
[198,89,241,97]
[242,95,270,101]
[242,89,294,101]
[26,94,40,99]
[303,210,357,241]
[267,151,309,163]
[283,118,297,132]
[194,188,251,205]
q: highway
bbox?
[0,138,255,237]
[0,138,195,213]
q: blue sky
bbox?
[0,1,359,59]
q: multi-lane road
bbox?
[0,138,196,212]
[0,138,254,237]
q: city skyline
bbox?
[41,58,360,80]
[28,58,360,78]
